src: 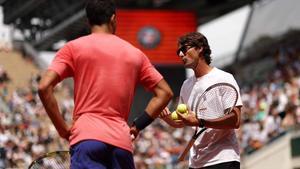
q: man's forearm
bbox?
[38,87,70,139]
[145,80,173,118]
[203,107,241,129]
[145,95,172,118]
[131,79,173,133]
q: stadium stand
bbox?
[0,50,39,93]
[0,50,72,168]
[0,0,253,51]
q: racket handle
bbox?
[178,139,196,162]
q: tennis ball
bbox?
[171,111,178,120]
[177,104,188,114]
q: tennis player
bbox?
[37,0,173,168]
[160,32,243,169]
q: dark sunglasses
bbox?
[176,45,193,56]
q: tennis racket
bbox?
[28,151,70,169]
[177,82,238,162]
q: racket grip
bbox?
[178,139,196,162]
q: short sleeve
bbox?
[48,43,74,81]
[229,75,243,107]
[138,53,163,91]
[179,86,185,104]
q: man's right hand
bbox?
[159,107,171,119]
[159,107,185,128]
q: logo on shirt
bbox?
[137,26,161,49]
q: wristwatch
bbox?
[198,118,205,128]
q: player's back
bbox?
[69,33,144,120]
[64,33,151,152]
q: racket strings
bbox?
[222,86,238,114]
[29,152,70,169]
[196,85,237,120]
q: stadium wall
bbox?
[242,130,300,169]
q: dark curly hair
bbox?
[85,0,116,26]
[178,32,212,65]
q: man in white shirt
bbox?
[161,32,243,169]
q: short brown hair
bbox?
[178,32,212,64]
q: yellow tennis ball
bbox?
[171,111,178,120]
[177,104,188,114]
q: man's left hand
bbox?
[177,111,199,126]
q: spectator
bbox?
[281,102,298,130]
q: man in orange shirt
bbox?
[38,0,173,168]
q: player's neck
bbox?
[194,63,213,78]
[91,25,113,34]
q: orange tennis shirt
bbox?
[48,33,163,153]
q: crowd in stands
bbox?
[0,70,72,168]
[0,37,299,169]
[237,40,300,155]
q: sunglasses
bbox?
[176,45,193,56]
